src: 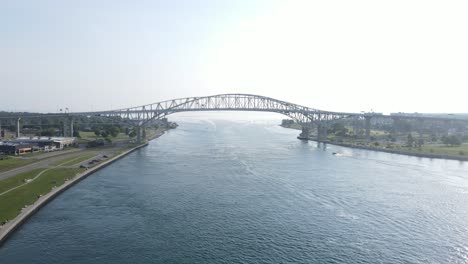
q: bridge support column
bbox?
[352,117,360,137]
[324,125,328,140]
[365,116,372,140]
[142,125,147,141]
[391,117,399,138]
[16,118,21,138]
[444,120,451,136]
[317,123,321,141]
[69,117,74,137]
[416,119,424,138]
[317,123,327,141]
[136,123,147,144]
[62,119,67,137]
[299,126,310,139]
[136,126,141,144]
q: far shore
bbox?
[281,124,468,162]
[299,137,468,162]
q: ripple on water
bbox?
[1,120,467,264]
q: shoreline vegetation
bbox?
[0,126,174,245]
[281,123,468,162]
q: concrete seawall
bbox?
[0,143,149,246]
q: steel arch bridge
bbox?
[2,93,467,142]
[75,94,356,126]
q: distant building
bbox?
[0,137,76,155]
[0,142,33,155]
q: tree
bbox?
[441,135,462,146]
[94,129,101,137]
[40,128,56,137]
[101,131,108,138]
[417,138,424,148]
[406,133,414,147]
[108,126,120,137]
[331,123,348,137]
[128,130,137,138]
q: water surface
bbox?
[1,120,467,263]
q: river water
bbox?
[1,119,467,263]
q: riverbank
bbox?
[0,142,149,246]
[281,123,468,162]
[299,137,468,162]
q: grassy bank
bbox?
[50,153,97,166]
[0,169,45,194]
[323,139,468,160]
[395,144,468,158]
[0,126,173,226]
[282,124,468,160]
[0,158,36,173]
[0,168,84,223]
[79,131,130,141]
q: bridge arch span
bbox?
[87,94,352,126]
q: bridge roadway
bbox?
[1,94,467,142]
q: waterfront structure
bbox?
[0,137,75,154]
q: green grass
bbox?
[0,168,45,194]
[328,135,468,159]
[370,129,388,136]
[59,153,97,166]
[398,143,468,157]
[50,153,96,166]
[79,131,129,141]
[20,151,47,158]
[0,168,84,223]
[79,131,98,138]
[0,158,36,173]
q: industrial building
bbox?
[0,142,34,155]
[0,137,76,155]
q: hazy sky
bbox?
[1,0,467,114]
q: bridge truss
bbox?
[1,93,467,142]
[75,94,356,126]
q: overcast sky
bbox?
[1,0,467,114]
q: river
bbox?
[1,119,467,263]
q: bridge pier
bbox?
[416,119,424,138]
[136,126,141,143]
[16,118,21,138]
[299,126,310,139]
[317,123,321,140]
[135,123,147,144]
[444,120,451,136]
[365,116,371,140]
[317,123,328,141]
[352,117,360,137]
[391,117,399,138]
[69,117,74,137]
[62,119,67,137]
